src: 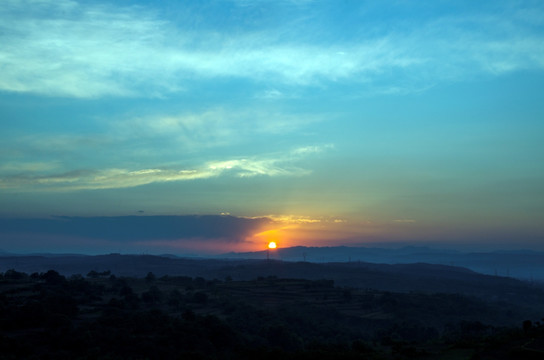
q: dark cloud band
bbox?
[0,215,271,243]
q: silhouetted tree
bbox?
[192,291,208,304]
[3,269,27,280]
[42,269,65,285]
[145,272,156,283]
[343,288,352,302]
[523,320,533,334]
[87,270,99,278]
[141,285,162,305]
[193,277,207,288]
[167,289,183,309]
[182,309,196,321]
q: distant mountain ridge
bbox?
[221,245,544,281]
[2,253,544,312]
[2,245,544,281]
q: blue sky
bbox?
[1,0,543,254]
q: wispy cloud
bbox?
[0,161,61,173]
[1,0,542,98]
[114,108,323,149]
[417,11,544,79]
[0,107,325,177]
[262,214,346,225]
[393,219,417,224]
[0,145,332,191]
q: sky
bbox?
[1,0,544,255]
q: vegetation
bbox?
[1,268,544,359]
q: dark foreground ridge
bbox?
[2,255,544,359]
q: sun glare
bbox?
[268,241,277,249]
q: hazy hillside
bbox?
[2,253,544,308]
[223,245,544,280]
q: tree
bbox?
[3,269,28,280]
[87,270,99,278]
[523,320,533,334]
[192,291,208,304]
[141,285,162,305]
[42,270,66,285]
[167,289,183,309]
[145,272,156,283]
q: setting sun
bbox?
[268,241,277,249]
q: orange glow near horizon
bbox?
[268,241,277,249]
[245,216,373,253]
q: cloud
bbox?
[3,134,110,159]
[0,145,332,191]
[393,219,417,224]
[419,11,544,77]
[1,0,543,98]
[0,107,326,187]
[244,214,347,227]
[254,89,286,100]
[114,108,323,149]
[0,215,272,246]
[0,161,61,173]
